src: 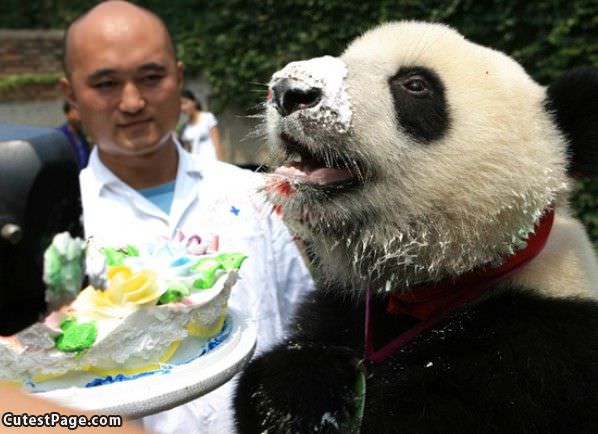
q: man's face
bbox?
[62,18,183,156]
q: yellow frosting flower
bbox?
[73,266,165,319]
[100,266,163,305]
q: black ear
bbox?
[546,67,598,178]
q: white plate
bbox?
[33,309,256,418]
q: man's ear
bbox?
[60,77,78,110]
[546,67,598,178]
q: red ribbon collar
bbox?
[365,208,555,364]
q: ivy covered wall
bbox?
[1,1,595,109]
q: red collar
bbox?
[365,208,555,363]
[387,208,555,320]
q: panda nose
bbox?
[270,79,322,117]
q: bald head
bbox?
[62,0,176,76]
[59,0,184,174]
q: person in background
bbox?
[59,1,315,433]
[180,89,224,161]
[57,101,91,171]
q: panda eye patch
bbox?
[388,66,449,143]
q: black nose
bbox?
[271,79,322,117]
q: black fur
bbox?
[546,67,598,178]
[235,285,598,433]
[389,66,450,143]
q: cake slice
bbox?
[0,233,246,384]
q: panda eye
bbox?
[402,77,429,94]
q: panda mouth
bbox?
[274,133,365,189]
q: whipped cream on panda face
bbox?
[269,56,357,188]
[270,55,352,134]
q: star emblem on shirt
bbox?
[230,206,240,216]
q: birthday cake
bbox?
[0,233,246,387]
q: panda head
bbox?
[264,21,598,292]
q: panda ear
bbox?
[547,67,598,176]
[546,67,598,178]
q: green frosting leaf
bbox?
[190,253,248,290]
[190,257,221,273]
[190,258,223,290]
[192,272,220,290]
[55,317,97,353]
[158,283,191,304]
[217,252,248,270]
[102,247,126,266]
[101,244,140,266]
[125,244,140,257]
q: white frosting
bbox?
[0,271,236,381]
[0,236,244,382]
[271,55,352,133]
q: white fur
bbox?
[265,21,598,298]
[510,206,598,297]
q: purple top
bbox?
[57,123,90,171]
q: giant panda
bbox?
[234,21,598,433]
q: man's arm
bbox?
[210,126,224,161]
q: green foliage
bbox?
[172,0,598,112]
[1,1,594,110]
[0,72,61,91]
[0,0,96,28]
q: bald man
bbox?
[61,0,182,189]
[60,2,315,433]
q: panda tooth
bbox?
[285,151,300,163]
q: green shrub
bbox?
[0,72,61,91]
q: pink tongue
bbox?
[274,161,353,185]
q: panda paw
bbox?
[234,341,363,434]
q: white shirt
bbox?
[181,112,218,162]
[79,142,315,433]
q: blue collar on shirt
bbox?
[137,181,176,214]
